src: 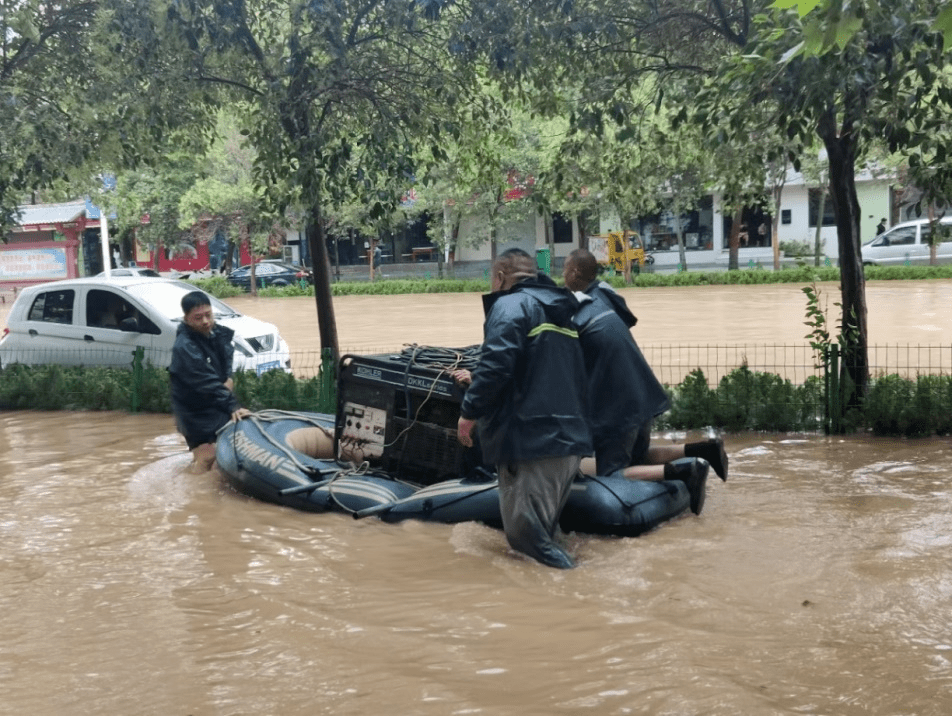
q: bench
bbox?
[410,246,437,262]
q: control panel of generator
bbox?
[339,402,387,460]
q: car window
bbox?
[875,226,916,247]
[921,223,952,244]
[85,289,161,334]
[27,289,75,324]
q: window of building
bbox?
[552,213,573,243]
[808,189,837,227]
[637,196,714,252]
[722,206,772,248]
[781,209,792,225]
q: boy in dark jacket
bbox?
[169,291,250,472]
[457,249,592,569]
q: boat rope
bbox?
[585,473,681,511]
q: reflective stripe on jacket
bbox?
[461,274,592,464]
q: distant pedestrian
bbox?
[876,218,887,235]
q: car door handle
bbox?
[84,335,95,342]
[29,329,38,336]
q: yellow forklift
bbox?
[588,230,648,273]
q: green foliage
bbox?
[663,366,823,433]
[330,279,490,296]
[864,374,952,437]
[2,360,947,438]
[663,369,716,429]
[0,363,170,412]
[232,369,335,413]
[186,275,245,299]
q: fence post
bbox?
[130,346,144,413]
[318,347,337,414]
[824,343,842,434]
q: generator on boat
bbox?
[335,346,481,485]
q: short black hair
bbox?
[567,248,599,285]
[495,248,534,274]
[181,290,211,316]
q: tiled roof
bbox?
[11,201,87,228]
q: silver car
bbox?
[0,277,291,373]
[862,217,952,266]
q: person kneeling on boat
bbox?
[169,290,251,473]
[563,249,728,515]
[456,249,592,570]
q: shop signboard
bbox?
[0,247,69,280]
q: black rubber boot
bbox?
[665,457,709,515]
[685,438,728,482]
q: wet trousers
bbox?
[497,455,581,569]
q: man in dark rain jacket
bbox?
[563,249,727,515]
[169,291,250,472]
[457,249,592,569]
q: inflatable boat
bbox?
[215,410,693,537]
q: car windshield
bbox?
[125,280,241,320]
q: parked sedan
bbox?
[226,261,313,290]
[0,277,291,374]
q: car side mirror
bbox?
[119,317,139,332]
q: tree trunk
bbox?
[306,205,340,361]
[576,211,590,251]
[814,187,826,267]
[772,182,784,271]
[822,129,869,402]
[673,210,688,269]
[449,217,460,278]
[153,236,162,272]
[928,205,937,265]
[728,206,742,270]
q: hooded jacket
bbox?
[460,273,592,465]
[572,281,670,435]
[169,322,240,441]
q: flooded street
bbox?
[223,279,952,353]
[2,413,952,715]
[2,279,952,715]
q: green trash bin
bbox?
[536,247,551,274]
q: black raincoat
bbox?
[460,273,592,465]
[169,322,239,443]
[572,281,670,436]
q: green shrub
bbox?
[663,369,715,429]
[864,373,952,437]
[186,275,245,299]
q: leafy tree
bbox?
[0,1,101,224]
[693,0,952,403]
[110,0,490,359]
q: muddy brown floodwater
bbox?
[1,280,952,715]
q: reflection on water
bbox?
[2,412,951,715]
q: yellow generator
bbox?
[588,231,646,273]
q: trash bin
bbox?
[535,247,551,274]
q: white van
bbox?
[862,217,952,266]
[0,277,291,373]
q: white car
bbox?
[862,217,952,266]
[0,277,291,374]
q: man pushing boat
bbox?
[456,249,592,569]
